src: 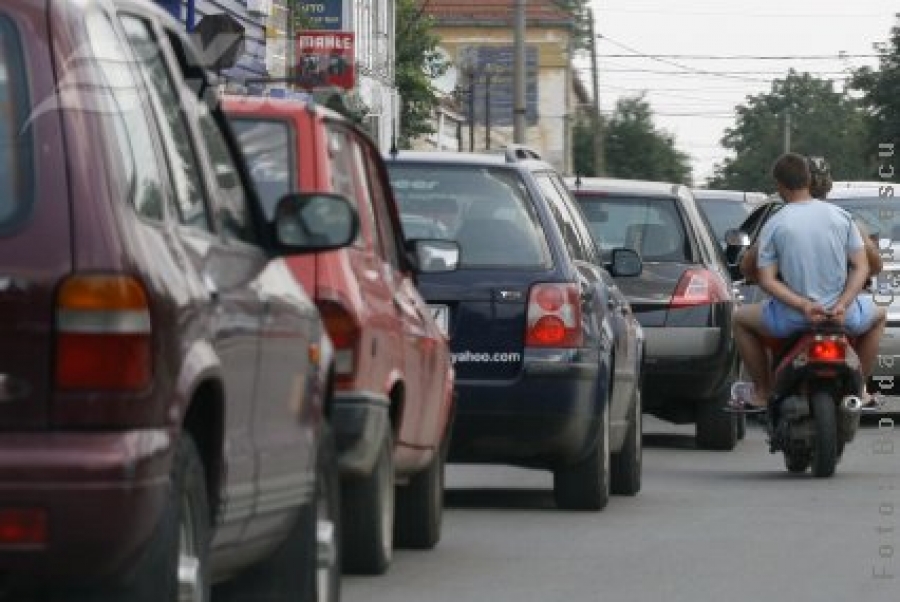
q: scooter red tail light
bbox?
[809,339,845,362]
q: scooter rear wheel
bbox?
[810,391,838,478]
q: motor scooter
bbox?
[731,317,864,478]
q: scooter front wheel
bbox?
[810,391,838,478]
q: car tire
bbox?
[611,388,642,496]
[394,432,446,550]
[341,429,394,575]
[68,434,210,602]
[736,412,747,440]
[695,387,739,451]
[214,426,340,602]
[553,401,610,511]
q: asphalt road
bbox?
[343,416,900,602]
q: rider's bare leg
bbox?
[733,304,771,407]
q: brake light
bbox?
[317,301,359,379]
[0,508,47,546]
[526,283,583,347]
[809,339,845,362]
[55,275,152,390]
[671,269,730,308]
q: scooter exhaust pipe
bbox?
[842,395,863,412]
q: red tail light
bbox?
[526,283,583,347]
[55,275,152,391]
[317,301,359,380]
[809,339,845,362]
[0,508,47,546]
[671,269,730,308]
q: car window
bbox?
[327,125,367,246]
[87,11,167,222]
[576,194,689,262]
[231,118,293,220]
[357,138,402,269]
[828,196,900,241]
[535,173,590,263]
[120,14,211,232]
[388,164,550,269]
[697,199,753,244]
[197,104,257,244]
[0,16,33,233]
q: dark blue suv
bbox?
[386,147,645,509]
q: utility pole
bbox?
[589,10,604,175]
[485,72,491,150]
[468,72,476,152]
[513,0,526,143]
[783,110,791,153]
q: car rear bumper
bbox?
[330,390,390,476]
[448,352,605,468]
[641,326,735,405]
[868,323,900,399]
[0,429,174,586]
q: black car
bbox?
[386,147,645,509]
[567,177,742,450]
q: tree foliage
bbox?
[708,71,869,192]
[602,95,692,185]
[552,0,593,51]
[395,0,447,148]
[851,15,900,172]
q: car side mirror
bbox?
[406,239,460,273]
[610,248,642,277]
[273,193,358,252]
[724,228,751,248]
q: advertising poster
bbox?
[294,31,355,90]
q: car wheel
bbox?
[611,388,642,496]
[69,434,211,602]
[213,426,340,602]
[553,400,610,511]
[695,386,738,451]
[394,431,446,550]
[341,429,394,575]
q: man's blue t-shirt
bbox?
[757,199,863,316]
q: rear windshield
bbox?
[230,117,293,219]
[0,17,33,233]
[696,198,753,244]
[576,195,689,262]
[387,163,551,269]
[826,196,899,242]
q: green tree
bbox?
[603,95,692,185]
[395,0,447,148]
[851,15,900,173]
[552,0,592,50]
[708,71,870,191]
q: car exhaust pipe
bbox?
[842,395,863,412]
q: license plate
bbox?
[428,304,449,336]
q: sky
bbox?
[587,0,898,185]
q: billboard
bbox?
[459,45,539,126]
[296,0,344,30]
[294,31,355,90]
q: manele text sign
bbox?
[294,31,355,90]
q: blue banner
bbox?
[297,0,343,31]
[155,0,182,20]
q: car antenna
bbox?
[574,172,582,190]
[389,119,399,159]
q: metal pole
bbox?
[590,11,604,175]
[485,73,491,150]
[468,74,475,152]
[513,0,526,143]
[783,110,791,153]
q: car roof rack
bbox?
[503,144,542,163]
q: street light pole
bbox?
[513,0,526,143]
[590,11,604,175]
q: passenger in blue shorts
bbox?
[731,152,887,411]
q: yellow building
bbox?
[421,0,578,172]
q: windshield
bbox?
[827,196,900,242]
[697,199,753,245]
[575,194,690,262]
[387,164,551,269]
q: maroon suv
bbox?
[0,1,355,600]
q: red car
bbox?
[227,96,458,575]
[0,0,361,600]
